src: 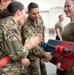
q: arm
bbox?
[21,26,52,60]
[56,28,62,41]
[21,25,44,57]
[0,26,43,61]
[0,27,29,61]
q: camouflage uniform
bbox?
[21,15,47,75]
[0,16,29,75]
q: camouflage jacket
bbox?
[21,15,45,58]
[0,16,29,68]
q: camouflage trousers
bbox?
[56,67,74,75]
[0,62,24,75]
[21,57,47,75]
[0,66,21,75]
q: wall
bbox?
[40,7,70,29]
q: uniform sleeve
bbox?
[21,26,45,58]
[32,45,45,58]
[55,23,60,29]
[0,27,29,61]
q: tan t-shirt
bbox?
[55,21,63,35]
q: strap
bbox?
[0,56,10,67]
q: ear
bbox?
[16,9,21,16]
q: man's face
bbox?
[18,8,27,25]
[59,16,64,22]
[28,8,40,21]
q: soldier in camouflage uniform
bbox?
[21,2,52,75]
[0,1,43,75]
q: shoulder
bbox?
[38,15,44,26]
[23,17,32,28]
[23,17,30,26]
[24,17,30,24]
[55,22,60,27]
[38,15,43,21]
[56,21,60,25]
[0,17,14,30]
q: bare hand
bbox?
[21,58,30,67]
[57,63,64,70]
[24,33,43,49]
[44,52,52,62]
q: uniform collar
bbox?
[28,17,38,27]
[9,16,18,25]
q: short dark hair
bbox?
[59,15,63,18]
[28,2,39,12]
[7,1,24,16]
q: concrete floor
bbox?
[46,62,57,75]
[45,29,57,75]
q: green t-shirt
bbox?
[62,22,74,42]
